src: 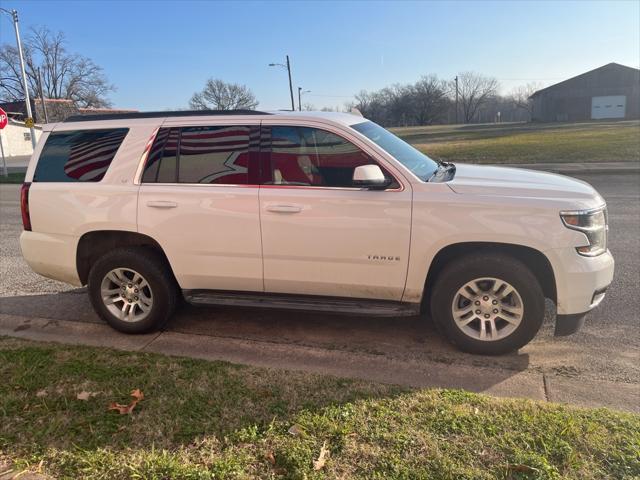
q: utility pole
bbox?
[0,130,7,177]
[0,8,37,148]
[297,87,310,111]
[37,68,49,123]
[286,55,294,111]
[455,75,459,124]
[269,55,295,111]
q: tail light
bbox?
[20,182,32,231]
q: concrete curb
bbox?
[501,161,639,174]
[1,313,638,413]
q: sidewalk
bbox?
[1,313,638,413]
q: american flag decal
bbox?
[63,129,128,181]
[143,126,254,184]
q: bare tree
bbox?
[350,88,401,126]
[452,72,499,123]
[380,84,414,126]
[349,90,374,117]
[189,79,258,110]
[0,27,114,107]
[510,82,543,120]
[410,75,449,125]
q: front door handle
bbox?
[147,200,178,209]
[266,204,303,213]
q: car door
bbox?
[137,121,263,292]
[258,122,412,301]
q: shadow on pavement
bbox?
[1,290,533,390]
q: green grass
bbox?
[393,120,640,164]
[0,172,25,184]
[1,337,638,479]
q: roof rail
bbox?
[63,109,272,123]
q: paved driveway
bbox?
[1,172,639,410]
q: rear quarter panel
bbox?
[21,121,159,286]
[26,121,159,237]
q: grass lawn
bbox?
[0,172,25,184]
[1,337,638,479]
[393,120,640,164]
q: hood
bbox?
[447,164,603,205]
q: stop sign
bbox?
[0,107,7,129]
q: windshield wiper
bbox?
[427,159,456,182]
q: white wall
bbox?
[0,122,43,161]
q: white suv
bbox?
[19,110,614,354]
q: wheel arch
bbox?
[422,241,557,311]
[76,230,175,286]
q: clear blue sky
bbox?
[1,0,638,111]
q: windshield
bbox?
[351,121,439,180]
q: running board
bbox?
[183,290,420,317]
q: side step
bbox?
[183,290,421,317]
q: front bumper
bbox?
[548,247,614,336]
[548,247,614,315]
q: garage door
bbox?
[591,95,626,119]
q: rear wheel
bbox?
[88,247,177,333]
[430,253,545,355]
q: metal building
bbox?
[530,63,639,122]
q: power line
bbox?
[496,77,564,81]
[306,93,353,98]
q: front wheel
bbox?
[430,253,545,355]
[88,247,177,333]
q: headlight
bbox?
[560,206,608,257]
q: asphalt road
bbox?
[1,172,639,390]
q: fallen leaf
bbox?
[130,389,144,402]
[76,391,98,401]
[287,424,305,436]
[313,441,329,470]
[108,402,135,415]
[35,389,47,398]
[264,451,276,466]
[108,389,144,415]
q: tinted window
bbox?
[268,126,393,188]
[34,128,128,182]
[179,126,250,184]
[142,126,252,184]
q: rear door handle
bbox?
[147,200,178,209]
[266,204,303,213]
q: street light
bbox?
[0,7,37,148]
[297,87,311,111]
[268,55,295,111]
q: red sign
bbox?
[0,108,7,130]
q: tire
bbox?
[88,247,177,333]
[430,253,545,355]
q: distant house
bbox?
[0,98,137,124]
[530,63,640,122]
[0,118,43,164]
[0,99,136,163]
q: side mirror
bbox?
[352,164,392,190]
